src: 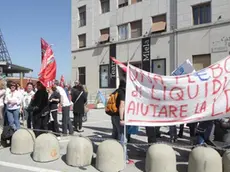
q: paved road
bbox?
[0,109,192,172]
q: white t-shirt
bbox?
[22,91,35,108]
[5,90,22,110]
[56,86,70,107]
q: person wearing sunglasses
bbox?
[4,82,22,131]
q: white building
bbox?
[71,0,230,96]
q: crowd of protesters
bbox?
[0,79,88,138]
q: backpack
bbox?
[1,126,15,140]
[105,90,119,116]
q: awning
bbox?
[119,0,127,5]
[0,62,33,74]
[99,34,109,42]
[152,21,166,33]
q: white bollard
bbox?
[145,144,177,172]
[11,129,35,155]
[188,146,222,172]
[223,150,230,172]
[66,137,93,167]
[96,140,124,172]
[32,133,60,162]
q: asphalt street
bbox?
[0,109,191,172]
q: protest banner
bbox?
[125,56,230,126]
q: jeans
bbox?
[24,109,33,129]
[111,116,129,160]
[62,106,73,135]
[7,109,20,130]
[74,113,83,130]
[120,126,129,161]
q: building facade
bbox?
[71,0,230,96]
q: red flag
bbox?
[59,75,65,88]
[39,40,56,87]
[110,57,127,72]
[41,38,49,62]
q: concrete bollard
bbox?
[188,146,222,172]
[32,133,60,162]
[11,129,35,155]
[145,144,177,172]
[96,140,124,172]
[223,150,230,172]
[66,136,93,167]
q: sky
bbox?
[0,0,71,81]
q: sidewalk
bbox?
[0,109,190,172]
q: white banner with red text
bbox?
[125,56,230,126]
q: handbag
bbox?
[84,103,89,113]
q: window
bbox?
[152,59,166,75]
[99,65,109,88]
[101,0,110,13]
[79,6,86,27]
[118,0,128,8]
[78,67,86,85]
[78,34,86,48]
[192,54,211,71]
[118,24,128,40]
[131,0,142,4]
[152,14,167,33]
[193,2,211,25]
[99,28,110,43]
[131,20,142,38]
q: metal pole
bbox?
[123,124,127,168]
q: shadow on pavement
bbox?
[177,164,188,172]
[84,126,112,133]
[135,160,145,171]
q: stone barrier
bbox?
[11,129,35,155]
[145,144,177,172]
[223,150,230,172]
[96,140,124,172]
[32,133,60,162]
[188,146,222,172]
[66,136,93,167]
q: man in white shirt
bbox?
[54,80,73,135]
[22,83,35,128]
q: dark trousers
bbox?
[169,125,177,139]
[51,110,60,133]
[111,116,130,141]
[33,114,49,137]
[146,127,157,143]
[74,113,83,130]
[179,123,197,137]
[62,106,73,135]
[189,123,197,137]
[111,116,121,140]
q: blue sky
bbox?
[0,0,71,81]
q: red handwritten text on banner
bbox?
[125,56,230,126]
